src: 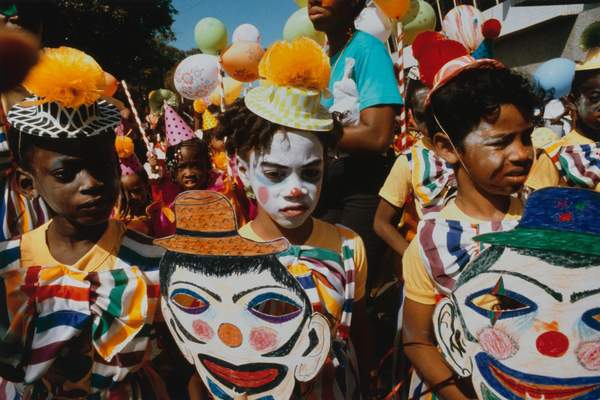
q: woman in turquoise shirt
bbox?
[309,0,403,298]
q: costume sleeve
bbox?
[353,36,403,111]
[402,239,437,305]
[379,155,411,208]
[526,150,561,190]
[352,233,368,301]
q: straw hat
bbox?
[576,22,600,72]
[244,37,333,132]
[154,190,289,256]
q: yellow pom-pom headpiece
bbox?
[258,37,330,91]
[23,46,106,108]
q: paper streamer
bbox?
[218,59,226,112]
[121,80,152,154]
[396,22,407,140]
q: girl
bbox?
[215,38,374,399]
[401,56,542,399]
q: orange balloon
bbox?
[103,72,118,97]
[374,0,411,19]
[221,41,265,83]
[193,98,207,113]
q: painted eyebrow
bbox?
[171,280,222,302]
[483,125,534,140]
[484,270,563,302]
[571,287,600,303]
[232,285,292,303]
[260,159,322,168]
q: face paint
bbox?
[435,247,600,400]
[241,130,324,229]
[162,258,331,399]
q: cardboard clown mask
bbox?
[155,191,331,400]
[237,130,324,229]
[434,187,600,400]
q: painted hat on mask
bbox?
[244,37,334,132]
[7,46,120,139]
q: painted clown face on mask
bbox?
[435,246,600,400]
[238,130,324,229]
[161,253,331,400]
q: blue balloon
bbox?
[533,58,576,99]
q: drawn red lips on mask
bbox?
[199,354,288,395]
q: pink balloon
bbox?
[442,5,484,52]
[232,23,261,44]
[173,54,219,100]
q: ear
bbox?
[294,313,331,382]
[161,300,195,365]
[433,297,472,378]
[563,94,578,124]
[14,167,38,199]
[432,131,460,165]
[236,155,251,189]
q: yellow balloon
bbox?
[294,0,308,7]
[209,77,243,106]
[374,0,411,19]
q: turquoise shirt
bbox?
[322,30,403,111]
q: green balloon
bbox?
[148,89,179,115]
[195,17,228,55]
[403,0,436,45]
[400,0,420,25]
[283,7,326,45]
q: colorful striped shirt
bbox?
[0,220,169,399]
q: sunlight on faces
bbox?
[162,263,330,399]
[238,130,324,229]
[435,248,600,400]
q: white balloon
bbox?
[173,54,219,100]
[355,3,393,43]
[232,23,261,44]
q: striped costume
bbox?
[276,225,361,400]
[0,224,169,399]
[543,140,600,189]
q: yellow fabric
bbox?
[20,219,126,272]
[402,198,524,305]
[526,129,595,190]
[239,218,368,301]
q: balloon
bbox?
[283,7,326,46]
[355,3,392,43]
[193,98,208,114]
[148,88,179,115]
[232,23,261,44]
[442,5,484,52]
[209,77,243,106]
[194,17,228,55]
[402,0,436,45]
[400,0,420,25]
[294,0,308,6]
[174,54,219,100]
[221,41,265,82]
[374,0,411,19]
[103,72,118,97]
[534,58,576,99]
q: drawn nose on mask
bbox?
[218,323,243,348]
[536,330,569,358]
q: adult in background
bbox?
[309,0,403,290]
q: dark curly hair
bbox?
[166,138,212,176]
[214,98,339,160]
[426,67,543,149]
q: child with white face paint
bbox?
[214,38,374,399]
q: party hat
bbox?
[164,103,195,147]
[202,109,218,131]
[120,154,143,176]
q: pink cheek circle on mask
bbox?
[192,320,215,342]
[257,186,270,205]
[576,341,600,370]
[478,327,519,360]
[249,327,279,352]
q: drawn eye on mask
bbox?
[465,278,537,325]
[171,288,210,315]
[582,308,600,332]
[247,292,303,324]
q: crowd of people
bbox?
[0,0,599,399]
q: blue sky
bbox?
[171,0,299,51]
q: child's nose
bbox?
[218,323,243,348]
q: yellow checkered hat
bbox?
[576,48,600,72]
[244,84,333,132]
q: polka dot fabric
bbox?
[164,103,195,147]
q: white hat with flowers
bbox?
[244,37,334,132]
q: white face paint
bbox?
[239,130,324,229]
[435,247,600,400]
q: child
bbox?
[526,21,600,191]
[215,37,373,399]
[147,104,214,237]
[401,55,541,399]
[374,77,454,272]
[0,46,170,399]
